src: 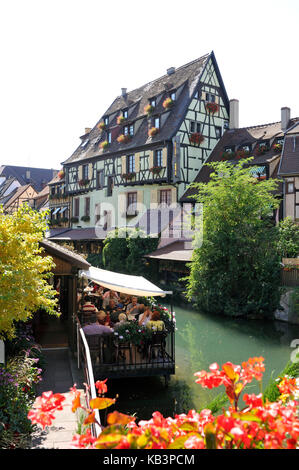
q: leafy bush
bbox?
[277,217,299,258]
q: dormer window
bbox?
[104,116,109,126]
[194,91,199,99]
[124,124,134,136]
[190,121,201,133]
[224,146,234,154]
[170,91,176,101]
[81,139,89,148]
[239,144,251,153]
[206,92,215,103]
[123,109,128,119]
[153,116,160,129]
[107,131,112,144]
[150,98,156,107]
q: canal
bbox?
[108,302,299,421]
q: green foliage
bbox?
[263,360,299,403]
[102,227,158,277]
[289,288,299,318]
[277,216,299,258]
[185,159,282,319]
[0,204,58,338]
[114,320,153,346]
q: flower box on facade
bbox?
[58,170,65,179]
[81,215,90,222]
[100,140,109,150]
[236,149,250,159]
[78,179,90,187]
[148,127,159,138]
[206,102,219,114]
[117,134,131,144]
[97,121,106,131]
[257,144,269,155]
[144,104,154,115]
[189,132,204,145]
[71,217,79,223]
[221,151,235,161]
[162,97,174,109]
[273,143,283,153]
[61,217,69,223]
[149,166,163,175]
[122,172,136,181]
[117,115,126,125]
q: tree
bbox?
[277,217,299,258]
[0,205,58,339]
[102,227,158,277]
[185,159,281,318]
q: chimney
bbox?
[85,127,91,135]
[281,107,291,132]
[167,67,175,76]
[121,88,127,97]
[229,99,239,129]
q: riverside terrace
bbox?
[75,267,175,386]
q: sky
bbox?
[0,0,298,170]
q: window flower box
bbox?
[149,166,163,175]
[71,217,79,223]
[122,172,136,181]
[189,132,204,145]
[61,217,69,223]
[148,127,159,137]
[162,97,174,109]
[221,151,235,161]
[78,179,90,187]
[236,149,250,160]
[58,170,65,179]
[273,143,283,153]
[100,140,109,150]
[117,115,126,125]
[257,144,269,155]
[81,215,90,222]
[144,104,154,115]
[206,102,219,114]
[97,121,106,131]
[117,134,131,144]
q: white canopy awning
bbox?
[79,266,172,298]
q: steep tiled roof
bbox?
[40,239,90,269]
[278,134,299,176]
[180,119,299,202]
[62,53,212,165]
[0,166,58,192]
[4,184,34,208]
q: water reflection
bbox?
[106,302,299,421]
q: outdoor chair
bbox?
[85,334,103,363]
[113,339,133,364]
[147,331,167,362]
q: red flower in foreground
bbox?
[27,391,65,428]
[95,379,108,395]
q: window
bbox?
[150,97,156,107]
[194,91,199,99]
[82,164,88,180]
[287,182,294,194]
[81,139,89,148]
[154,116,160,129]
[170,91,176,101]
[190,122,200,133]
[96,170,104,189]
[51,186,56,196]
[74,198,80,217]
[104,116,109,125]
[206,92,215,102]
[127,192,137,214]
[107,131,112,143]
[107,176,113,196]
[154,149,163,167]
[127,154,135,173]
[159,189,172,206]
[123,109,128,119]
[224,121,229,130]
[215,126,222,139]
[124,124,134,136]
[85,197,90,216]
[95,203,101,223]
[224,146,234,154]
[190,121,195,133]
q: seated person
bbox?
[97,310,110,327]
[82,295,98,312]
[102,290,120,308]
[138,307,153,326]
[105,299,118,314]
[83,311,113,336]
[113,313,130,329]
[110,306,125,325]
[146,311,165,332]
[126,296,143,320]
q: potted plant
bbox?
[148,127,159,138]
[100,140,109,150]
[189,132,204,145]
[117,134,131,144]
[81,215,90,222]
[78,179,90,187]
[221,151,235,161]
[71,217,79,223]
[97,121,106,131]
[117,115,126,125]
[61,217,69,223]
[144,104,154,116]
[236,149,250,160]
[58,170,65,179]
[257,144,268,155]
[122,172,136,181]
[162,97,174,109]
[149,166,163,175]
[273,143,283,153]
[206,102,219,114]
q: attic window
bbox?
[215,127,222,139]
[190,121,200,133]
[124,124,134,136]
[224,146,234,154]
[81,139,89,148]
[123,109,128,119]
[206,92,215,103]
[150,98,156,107]
[153,116,160,129]
[276,137,284,146]
[104,116,109,125]
[194,91,199,99]
[107,131,112,144]
[170,91,176,101]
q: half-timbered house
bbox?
[51,51,229,247]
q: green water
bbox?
[108,302,299,421]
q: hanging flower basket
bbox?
[162,97,174,109]
[273,143,283,153]
[117,115,126,125]
[97,121,106,131]
[122,172,136,180]
[58,170,65,179]
[206,102,219,114]
[78,179,90,187]
[150,166,163,175]
[144,104,154,115]
[100,140,109,150]
[117,134,131,144]
[148,127,159,137]
[189,132,204,145]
